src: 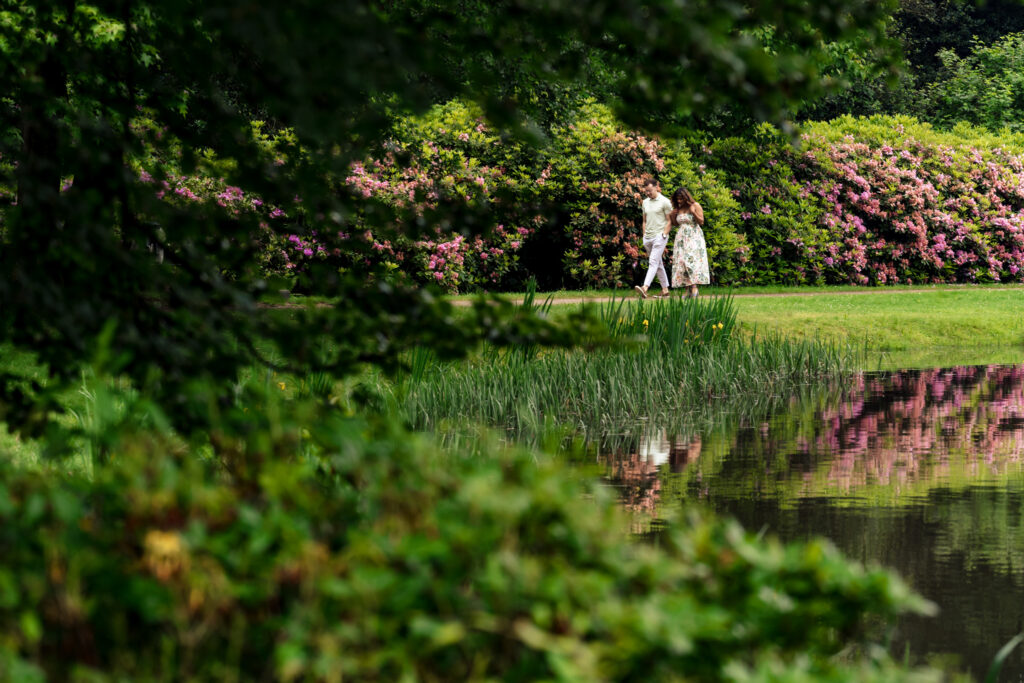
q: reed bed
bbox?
[381,294,865,447]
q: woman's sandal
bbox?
[633,285,649,299]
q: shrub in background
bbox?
[697,116,1024,286]
[126,106,1024,292]
[700,125,830,285]
[799,116,1024,284]
[336,101,743,292]
[929,32,1024,133]
[341,100,540,292]
[539,104,744,289]
[539,104,661,289]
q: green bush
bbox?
[0,407,937,681]
[695,116,1024,286]
[929,32,1024,133]
[701,125,832,285]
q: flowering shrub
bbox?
[539,103,742,289]
[542,106,662,288]
[799,116,1024,284]
[340,100,539,292]
[126,107,1024,292]
[698,126,829,284]
[704,116,1024,286]
[334,101,742,292]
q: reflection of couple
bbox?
[634,178,710,300]
[607,430,704,516]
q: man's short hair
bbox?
[643,177,659,187]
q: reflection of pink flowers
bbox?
[800,365,1024,494]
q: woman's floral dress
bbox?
[671,210,710,286]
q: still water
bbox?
[602,364,1024,679]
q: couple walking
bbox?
[634,178,710,299]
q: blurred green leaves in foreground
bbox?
[0,398,937,681]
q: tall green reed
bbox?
[389,295,864,448]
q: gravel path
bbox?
[260,286,1022,308]
[449,286,1023,306]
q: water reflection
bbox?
[600,364,1024,679]
[608,431,702,533]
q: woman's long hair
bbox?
[668,187,695,227]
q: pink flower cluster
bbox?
[341,124,533,292]
[713,127,1024,285]
[558,123,670,288]
[802,136,1024,284]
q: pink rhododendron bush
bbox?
[803,116,1024,284]
[335,101,741,292]
[115,107,1024,292]
[537,104,741,289]
[703,116,1024,285]
[340,100,541,292]
[346,107,1024,291]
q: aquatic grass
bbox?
[390,296,864,446]
[596,293,738,348]
[984,632,1024,683]
[296,371,334,399]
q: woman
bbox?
[669,187,710,298]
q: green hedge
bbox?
[339,107,1024,290]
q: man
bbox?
[635,178,672,299]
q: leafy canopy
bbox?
[0,0,899,439]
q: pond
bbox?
[600,363,1024,679]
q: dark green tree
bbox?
[895,0,1024,87]
[801,0,1024,122]
[927,31,1024,130]
[0,0,900,441]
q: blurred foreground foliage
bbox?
[0,401,938,681]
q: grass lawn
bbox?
[729,289,1024,351]
[524,285,1024,368]
[270,283,1024,366]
